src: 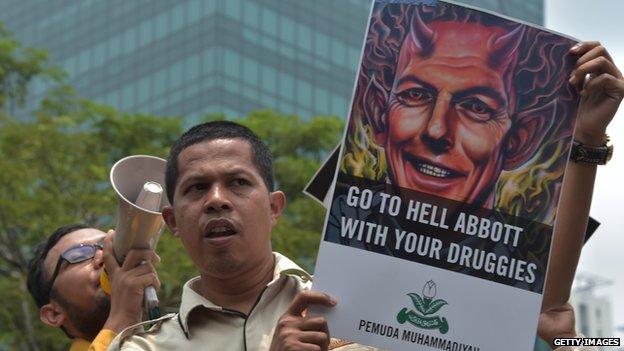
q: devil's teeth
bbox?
[417,163,451,178]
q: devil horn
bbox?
[488,25,525,68]
[409,8,436,56]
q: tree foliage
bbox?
[0,26,342,350]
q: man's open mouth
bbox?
[204,219,237,238]
[403,153,463,179]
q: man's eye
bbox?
[186,183,207,193]
[232,178,250,187]
[396,88,434,106]
[458,98,495,121]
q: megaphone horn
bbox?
[110,155,170,263]
[109,155,170,319]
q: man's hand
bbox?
[269,291,337,351]
[570,41,624,144]
[101,230,161,333]
[538,303,577,349]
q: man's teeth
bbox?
[207,226,234,237]
[417,163,451,178]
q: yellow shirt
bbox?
[68,329,116,351]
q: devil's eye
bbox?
[457,98,496,121]
[396,88,434,106]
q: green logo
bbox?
[396,280,449,334]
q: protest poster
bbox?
[310,0,581,350]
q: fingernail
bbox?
[330,297,338,305]
[570,43,581,52]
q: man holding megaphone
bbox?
[26,154,169,350]
[27,225,160,351]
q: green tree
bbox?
[0,26,342,350]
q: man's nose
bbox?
[203,184,232,213]
[422,94,454,153]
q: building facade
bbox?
[0,0,542,122]
[570,275,616,351]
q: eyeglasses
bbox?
[44,242,103,303]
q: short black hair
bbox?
[27,224,89,308]
[165,121,275,203]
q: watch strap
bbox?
[570,139,613,165]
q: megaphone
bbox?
[107,155,170,319]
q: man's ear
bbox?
[503,100,556,170]
[362,74,389,146]
[40,303,66,328]
[268,191,286,227]
[162,206,179,237]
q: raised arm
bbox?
[539,41,623,345]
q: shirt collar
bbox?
[69,338,91,351]
[178,252,311,336]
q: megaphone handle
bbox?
[144,285,160,319]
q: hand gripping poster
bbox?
[310,1,580,350]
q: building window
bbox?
[298,24,312,51]
[242,1,259,28]
[171,4,185,32]
[315,32,330,59]
[578,304,589,336]
[170,61,184,89]
[224,50,240,79]
[279,73,295,100]
[139,19,151,47]
[224,0,241,20]
[242,58,259,87]
[261,8,278,36]
[153,69,167,97]
[281,17,296,45]
[260,65,277,94]
[187,0,201,23]
[297,80,312,108]
[154,13,168,40]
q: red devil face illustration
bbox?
[380,12,528,206]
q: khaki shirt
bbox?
[108,253,377,351]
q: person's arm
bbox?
[100,230,161,334]
[540,41,623,311]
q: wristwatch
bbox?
[570,137,613,165]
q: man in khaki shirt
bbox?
[110,121,371,350]
[110,251,375,350]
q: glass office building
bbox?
[0,0,542,122]
[0,1,550,350]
